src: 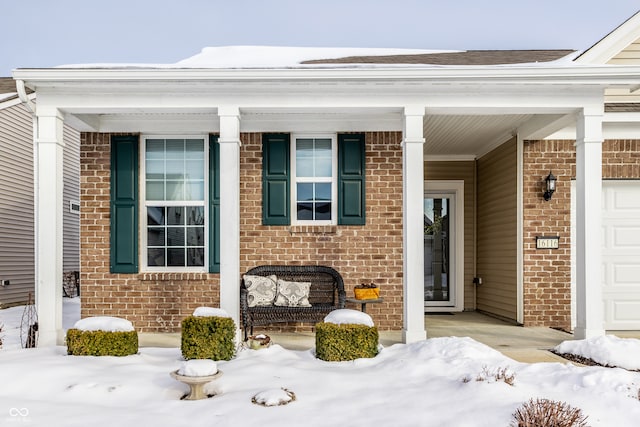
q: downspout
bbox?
[16,79,39,309]
[16,80,36,114]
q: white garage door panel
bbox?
[611,300,640,321]
[613,227,640,247]
[613,264,640,284]
[572,180,640,330]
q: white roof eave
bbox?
[12,64,640,89]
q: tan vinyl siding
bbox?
[63,124,80,272]
[0,103,35,306]
[605,37,640,102]
[606,39,640,64]
[476,138,518,321]
[424,161,476,310]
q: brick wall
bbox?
[80,131,404,333]
[80,133,220,332]
[239,132,404,332]
[522,139,640,330]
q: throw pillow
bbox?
[274,279,312,307]
[244,275,278,307]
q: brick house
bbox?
[12,12,640,346]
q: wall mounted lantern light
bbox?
[543,171,557,201]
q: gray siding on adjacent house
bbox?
[0,99,80,307]
[63,124,80,272]
[0,102,35,306]
[476,138,518,321]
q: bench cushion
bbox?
[274,279,312,307]
[244,274,278,307]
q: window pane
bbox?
[166,160,184,180]
[187,227,205,246]
[186,160,204,180]
[148,248,165,266]
[146,160,164,180]
[147,207,165,226]
[166,181,184,200]
[167,228,185,246]
[185,139,204,159]
[297,203,313,220]
[146,181,165,201]
[146,139,164,159]
[297,183,313,201]
[187,248,205,267]
[184,181,204,201]
[315,202,331,220]
[166,139,185,159]
[296,139,314,178]
[166,207,184,225]
[147,227,165,246]
[187,206,205,225]
[314,139,332,177]
[167,248,185,266]
[315,183,331,201]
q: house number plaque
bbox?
[536,236,559,249]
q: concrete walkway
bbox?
[248,312,575,363]
[139,311,594,363]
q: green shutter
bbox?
[338,134,366,225]
[209,135,220,273]
[110,135,139,273]
[262,133,290,225]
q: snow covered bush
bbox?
[315,322,378,361]
[511,398,588,427]
[66,316,138,356]
[66,329,138,356]
[181,315,236,361]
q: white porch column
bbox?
[574,108,605,339]
[35,107,65,346]
[402,106,427,343]
[217,107,242,337]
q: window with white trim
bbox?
[142,136,207,270]
[291,134,337,224]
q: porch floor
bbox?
[137,311,640,364]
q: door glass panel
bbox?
[424,197,450,303]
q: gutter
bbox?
[12,65,640,85]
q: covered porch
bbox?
[13,64,639,346]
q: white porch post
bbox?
[35,107,65,346]
[217,107,242,337]
[402,106,427,343]
[574,107,605,339]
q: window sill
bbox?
[288,225,339,235]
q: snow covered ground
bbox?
[1,299,640,426]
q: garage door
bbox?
[571,180,640,330]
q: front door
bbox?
[424,194,454,308]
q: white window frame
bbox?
[139,134,209,272]
[290,133,338,225]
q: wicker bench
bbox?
[240,265,346,340]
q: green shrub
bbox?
[315,322,379,361]
[181,316,236,361]
[66,329,138,356]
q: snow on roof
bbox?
[53,46,578,70]
[0,92,17,102]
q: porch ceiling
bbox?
[424,114,533,158]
